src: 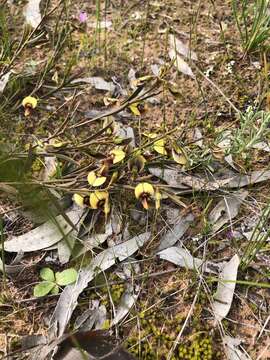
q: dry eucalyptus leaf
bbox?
[252,141,270,152]
[72,77,115,92]
[169,34,198,60]
[158,247,222,274]
[169,49,195,78]
[212,254,240,322]
[149,167,270,191]
[44,156,57,180]
[0,71,11,92]
[209,191,248,233]
[4,208,83,253]
[225,169,270,188]
[50,232,150,337]
[57,234,76,264]
[158,213,194,250]
[23,0,41,28]
[111,284,139,326]
[224,336,250,360]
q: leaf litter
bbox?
[2,1,270,358]
[50,232,150,337]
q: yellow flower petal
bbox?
[50,139,64,148]
[129,103,141,116]
[172,147,187,165]
[87,171,107,187]
[22,96,38,109]
[110,148,126,164]
[90,191,110,214]
[134,182,154,199]
[153,139,167,155]
[143,132,157,139]
[73,193,85,207]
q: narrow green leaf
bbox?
[55,268,78,286]
[40,267,55,282]
[33,281,55,297]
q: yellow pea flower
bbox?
[153,139,167,156]
[110,148,126,164]
[135,182,155,210]
[87,171,107,187]
[90,191,110,214]
[73,193,88,207]
[22,96,38,116]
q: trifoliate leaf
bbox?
[40,267,55,282]
[50,285,60,295]
[55,268,78,286]
[34,281,55,297]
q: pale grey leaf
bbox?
[23,0,41,28]
[57,234,76,264]
[44,156,57,180]
[111,284,139,326]
[94,305,107,329]
[0,72,11,92]
[169,34,197,60]
[252,141,270,152]
[83,223,113,251]
[213,254,240,321]
[50,232,150,337]
[209,191,248,233]
[158,247,221,274]
[149,167,270,191]
[4,209,84,253]
[158,213,194,250]
[225,169,270,188]
[72,76,115,92]
[224,336,250,360]
[149,167,227,191]
[114,123,136,148]
[169,49,195,78]
[89,20,112,29]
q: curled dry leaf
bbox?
[158,213,194,250]
[224,335,250,360]
[212,254,240,322]
[169,34,198,60]
[169,49,195,78]
[111,284,140,326]
[209,191,248,233]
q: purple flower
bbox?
[78,11,88,23]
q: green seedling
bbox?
[33,267,78,297]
